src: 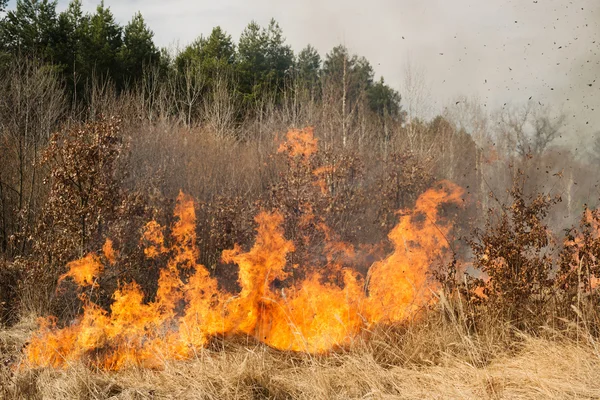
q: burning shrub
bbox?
[15,116,155,315]
[376,151,435,233]
[35,117,124,263]
[268,128,366,269]
[22,128,465,370]
[195,195,258,282]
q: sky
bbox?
[5,0,600,144]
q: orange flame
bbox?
[366,182,463,324]
[277,127,318,160]
[59,253,103,288]
[103,239,117,265]
[25,129,464,370]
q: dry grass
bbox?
[2,312,599,400]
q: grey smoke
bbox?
[53,0,598,143]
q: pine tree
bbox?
[54,0,87,97]
[296,44,321,86]
[323,46,374,95]
[0,0,58,59]
[368,77,402,119]
[81,1,123,87]
[176,26,235,78]
[120,12,159,83]
[237,19,293,103]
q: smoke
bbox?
[528,0,600,148]
[48,0,599,143]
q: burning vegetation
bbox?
[0,1,598,397]
[1,113,600,399]
[24,129,463,370]
[0,118,599,398]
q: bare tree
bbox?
[444,95,490,146]
[203,69,238,139]
[443,96,494,210]
[401,59,432,124]
[320,68,366,149]
[281,71,319,129]
[0,57,66,255]
[401,60,435,155]
[169,61,205,127]
[499,103,566,158]
[136,64,168,123]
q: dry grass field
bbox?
[2,311,600,399]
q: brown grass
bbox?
[2,309,599,400]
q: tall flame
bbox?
[25,128,464,370]
[366,183,464,324]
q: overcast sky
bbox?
[6,0,600,143]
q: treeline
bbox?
[0,0,402,123]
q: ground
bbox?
[2,316,599,399]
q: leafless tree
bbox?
[499,102,566,158]
[0,57,66,255]
[169,61,206,127]
[203,69,238,139]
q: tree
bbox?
[263,19,293,86]
[170,42,206,126]
[53,0,88,99]
[366,77,404,149]
[469,175,560,321]
[0,0,59,59]
[322,45,375,146]
[428,115,477,182]
[175,26,235,87]
[198,26,235,65]
[236,21,264,98]
[499,103,565,158]
[0,57,65,256]
[295,44,320,88]
[80,1,123,87]
[119,12,159,84]
[30,117,125,303]
[367,77,402,119]
[236,19,293,103]
[171,28,235,127]
[0,0,8,13]
[323,46,374,96]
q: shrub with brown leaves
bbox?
[468,171,561,324]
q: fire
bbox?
[366,182,464,324]
[278,127,318,160]
[102,239,117,265]
[25,128,464,370]
[58,253,103,288]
